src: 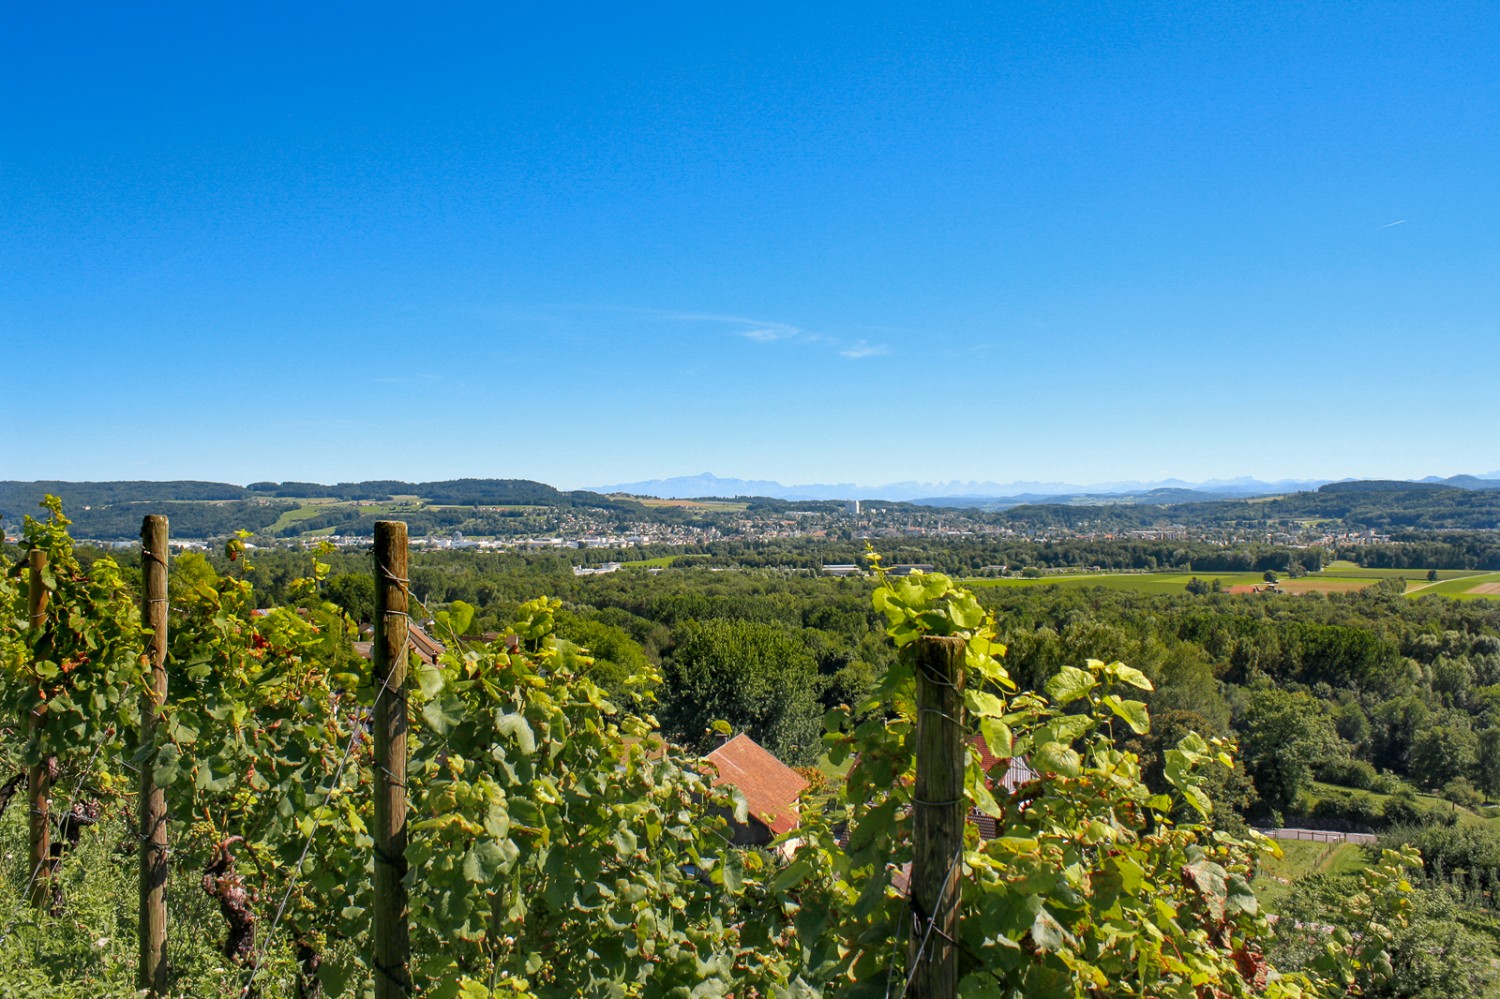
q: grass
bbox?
[959,565,1500,600]
[265,501,406,536]
[1254,840,1369,909]
[1305,780,1486,826]
[1320,561,1484,580]
[965,572,1273,594]
[1279,577,1374,593]
[427,504,546,512]
[1253,776,1494,910]
[265,504,336,533]
[1408,572,1500,600]
[0,801,319,997]
[631,497,750,511]
[620,555,680,568]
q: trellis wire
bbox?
[897,843,965,999]
[236,612,414,998]
[0,731,114,948]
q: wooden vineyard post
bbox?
[373,521,412,997]
[909,635,966,999]
[27,548,51,909]
[139,515,170,995]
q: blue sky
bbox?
[4,3,1497,489]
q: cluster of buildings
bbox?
[54,493,1401,556]
[571,562,624,577]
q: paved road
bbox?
[1254,826,1377,846]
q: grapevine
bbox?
[0,504,1418,998]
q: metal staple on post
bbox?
[900,845,965,999]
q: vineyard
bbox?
[0,499,1416,998]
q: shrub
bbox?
[1441,776,1484,809]
[1383,790,1457,828]
[1369,771,1412,796]
[1317,757,1377,790]
[1310,789,1380,828]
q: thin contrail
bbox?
[1377,219,1407,229]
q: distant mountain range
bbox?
[589,472,1500,506]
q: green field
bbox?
[632,497,750,512]
[428,503,547,512]
[266,503,338,533]
[266,500,405,535]
[961,566,1500,600]
[966,571,1275,594]
[1408,572,1500,599]
[1320,560,1484,580]
[620,555,681,568]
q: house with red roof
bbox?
[703,733,809,848]
[352,622,446,667]
[970,734,1039,839]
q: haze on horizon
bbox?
[4,4,1497,486]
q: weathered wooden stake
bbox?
[909,635,966,999]
[139,515,170,995]
[373,521,411,997]
[27,548,51,909]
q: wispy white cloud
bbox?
[741,327,796,342]
[656,310,889,360]
[511,304,892,359]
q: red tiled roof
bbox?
[407,624,445,664]
[704,734,809,836]
[971,734,1037,793]
[352,624,445,666]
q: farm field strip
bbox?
[964,568,1500,599]
[268,501,408,534]
[963,572,1269,594]
[632,497,750,511]
[266,503,339,532]
[1279,577,1371,593]
[1409,572,1500,599]
[1320,561,1485,580]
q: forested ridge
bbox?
[986,481,1500,533]
[0,479,682,542]
[4,478,1499,541]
